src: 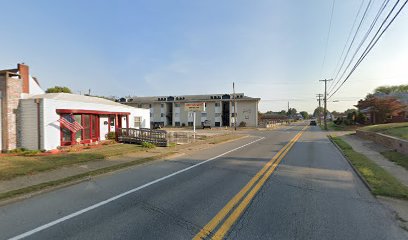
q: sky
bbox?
[1,0,407,113]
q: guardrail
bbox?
[116,128,168,147]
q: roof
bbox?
[27,93,137,109]
[127,93,260,103]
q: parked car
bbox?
[310,119,317,126]
[152,122,163,129]
[202,120,211,129]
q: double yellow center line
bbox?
[193,125,308,240]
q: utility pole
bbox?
[316,94,323,126]
[319,79,333,130]
[233,82,237,131]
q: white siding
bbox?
[28,76,45,95]
[41,98,150,150]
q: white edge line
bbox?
[8,136,265,240]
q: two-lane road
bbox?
[1,123,406,240]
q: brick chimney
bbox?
[18,63,29,93]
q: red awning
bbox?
[56,109,130,115]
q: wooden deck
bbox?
[116,128,168,147]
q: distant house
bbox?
[0,64,149,151]
[355,92,408,124]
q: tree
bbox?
[299,111,309,119]
[45,86,72,93]
[374,84,408,94]
[313,107,324,118]
[287,108,297,116]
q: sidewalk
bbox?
[342,134,408,187]
[340,133,408,230]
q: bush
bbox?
[334,117,343,125]
[106,132,116,140]
[141,142,156,148]
[21,150,41,156]
[239,121,247,127]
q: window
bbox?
[134,116,142,128]
[149,104,152,108]
[201,112,207,117]
[215,113,221,117]
[175,113,180,117]
[215,122,221,127]
[161,113,164,117]
[109,116,115,127]
[215,102,220,107]
[175,122,180,127]
[188,122,193,126]
[175,103,180,107]
[161,103,164,108]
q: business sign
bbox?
[185,102,205,111]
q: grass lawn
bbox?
[0,144,145,181]
[324,122,360,131]
[360,122,408,140]
[381,150,408,171]
[331,136,408,200]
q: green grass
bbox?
[208,134,243,144]
[0,151,177,201]
[360,122,408,140]
[381,150,408,171]
[331,136,408,200]
[324,121,360,131]
[0,144,145,181]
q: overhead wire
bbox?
[329,0,391,95]
[328,0,366,91]
[320,0,336,77]
[328,0,408,99]
[328,0,374,94]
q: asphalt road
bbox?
[0,123,406,240]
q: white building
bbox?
[124,94,260,128]
[0,64,149,151]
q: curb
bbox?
[327,135,373,192]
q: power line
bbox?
[321,0,336,76]
[328,0,374,94]
[329,0,366,92]
[329,0,391,95]
[328,0,408,99]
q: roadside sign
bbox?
[184,102,206,112]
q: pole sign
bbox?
[184,102,205,112]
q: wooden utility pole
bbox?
[233,82,237,130]
[316,94,323,126]
[319,79,333,130]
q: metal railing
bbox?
[116,128,168,147]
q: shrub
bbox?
[141,142,156,148]
[106,132,116,140]
[21,150,41,156]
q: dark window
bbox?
[215,122,221,127]
[188,122,193,126]
[175,122,180,127]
